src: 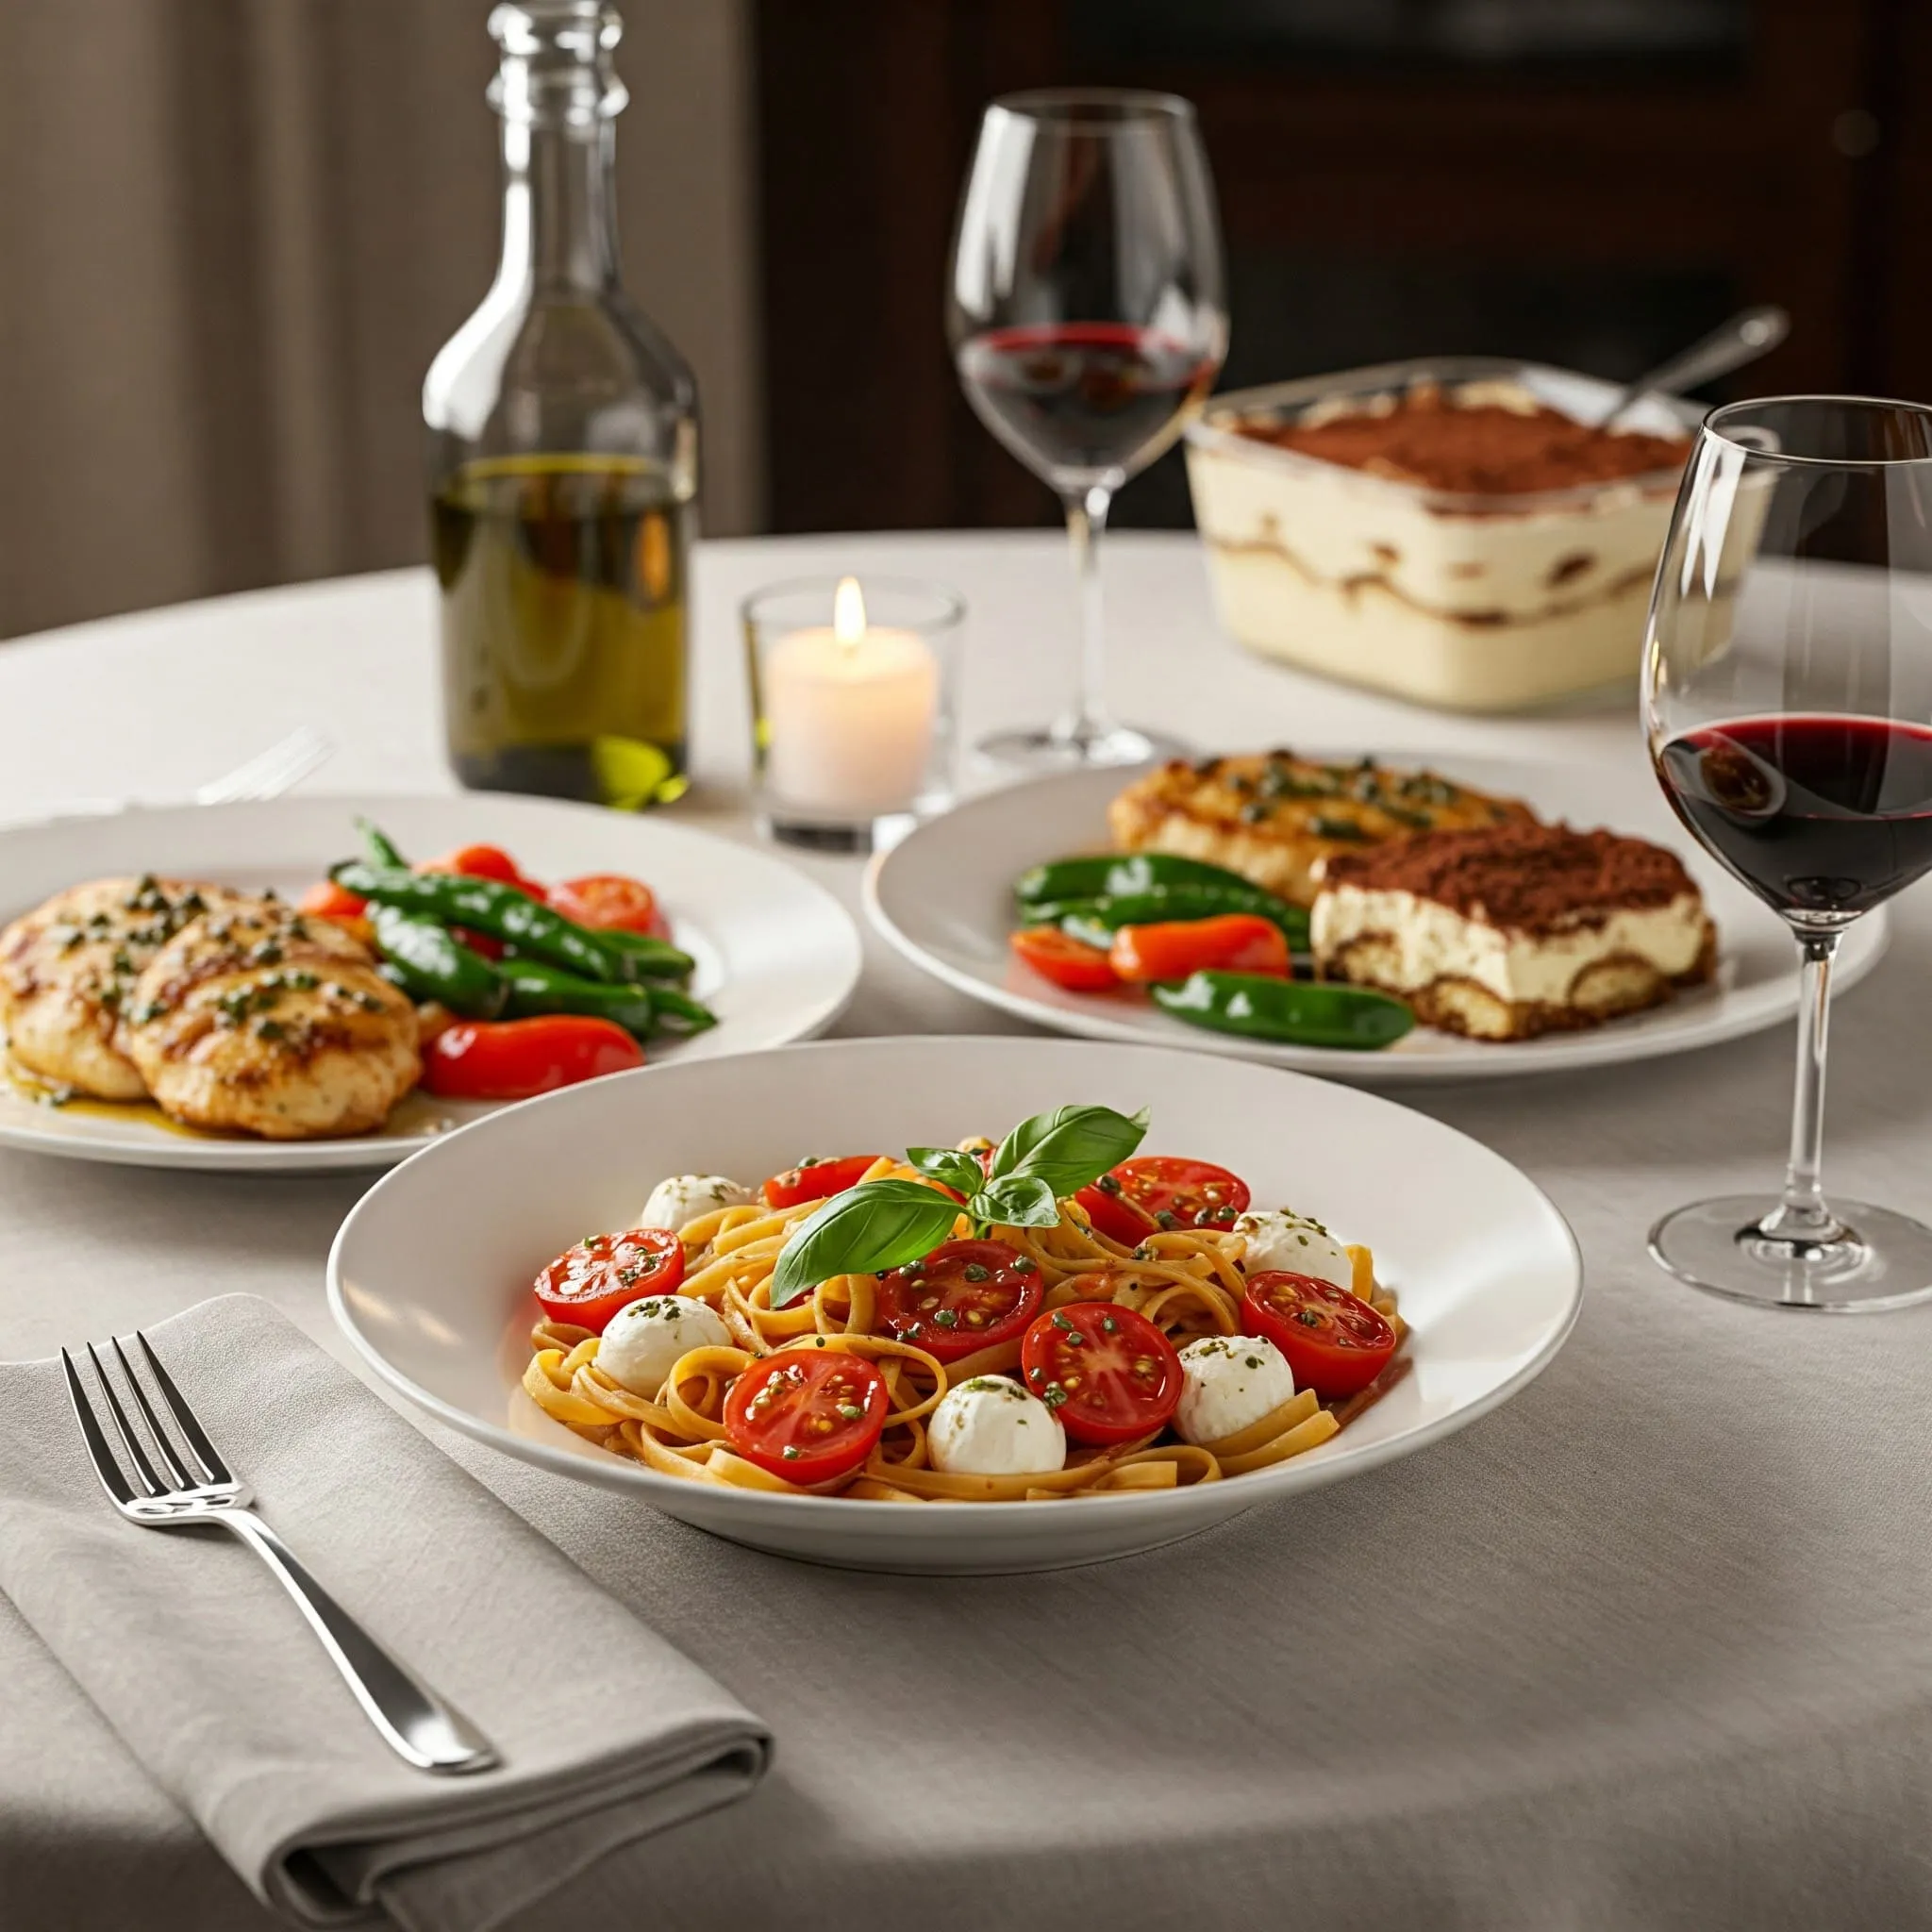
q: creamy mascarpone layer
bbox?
[1186,435,1676,619]
[1312,885,1708,1007]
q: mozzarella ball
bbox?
[1174,1335,1296,1446]
[597,1295,730,1397]
[927,1376,1066,1477]
[637,1174,753,1233]
[1233,1208,1354,1292]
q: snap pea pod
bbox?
[1046,888,1310,953]
[500,960,658,1038]
[331,861,625,984]
[368,905,507,1019]
[1015,852,1273,908]
[1150,970,1414,1051]
[356,818,410,871]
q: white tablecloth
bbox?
[5,532,1932,1931]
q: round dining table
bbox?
[4,530,1931,1931]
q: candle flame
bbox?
[833,575,867,650]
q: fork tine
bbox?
[61,1350,138,1506]
[198,726,330,805]
[134,1332,232,1485]
[81,1344,163,1497]
[111,1337,199,1490]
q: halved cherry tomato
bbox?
[421,1015,642,1100]
[1074,1175,1158,1247]
[1106,1156,1250,1232]
[548,873,668,939]
[874,1239,1044,1363]
[1109,913,1290,983]
[1242,1270,1397,1399]
[299,879,369,921]
[724,1346,888,1484]
[1020,1301,1182,1445]
[534,1226,685,1333]
[417,843,541,894]
[1009,925,1120,991]
[761,1154,880,1210]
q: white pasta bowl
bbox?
[328,1036,1582,1574]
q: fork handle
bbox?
[218,1510,497,1774]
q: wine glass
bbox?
[946,90,1228,768]
[1643,394,1932,1310]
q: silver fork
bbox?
[24,725,336,825]
[191,724,335,806]
[62,1331,496,1776]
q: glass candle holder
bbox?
[744,575,963,851]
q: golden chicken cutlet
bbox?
[0,875,253,1098]
[1108,751,1536,908]
[119,896,420,1140]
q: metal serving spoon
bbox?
[1595,303,1790,426]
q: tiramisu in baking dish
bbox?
[1184,358,1697,711]
[1310,822,1716,1041]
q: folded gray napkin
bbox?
[0,1293,770,1931]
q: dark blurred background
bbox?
[2,0,1924,640]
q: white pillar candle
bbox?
[764,577,941,813]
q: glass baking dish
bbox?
[1183,356,1702,711]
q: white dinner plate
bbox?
[864,758,1890,1083]
[0,794,861,1172]
[328,1035,1582,1574]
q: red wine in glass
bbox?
[1655,715,1932,920]
[954,323,1219,483]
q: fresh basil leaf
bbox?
[989,1103,1150,1197]
[770,1179,962,1307]
[905,1146,984,1197]
[970,1174,1060,1229]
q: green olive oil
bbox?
[434,454,691,805]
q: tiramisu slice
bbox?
[1311,822,1716,1041]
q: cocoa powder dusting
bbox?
[1324,823,1700,933]
[1239,388,1689,495]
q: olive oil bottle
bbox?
[425,1,697,807]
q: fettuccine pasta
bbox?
[521,1113,1407,1503]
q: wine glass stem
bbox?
[1056,484,1115,747]
[1762,930,1843,1241]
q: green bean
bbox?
[1150,971,1413,1050]
[591,924,697,983]
[1015,853,1271,907]
[332,862,625,984]
[640,983,719,1035]
[500,960,658,1038]
[355,818,410,871]
[368,905,507,1018]
[1039,887,1309,953]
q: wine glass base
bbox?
[1648,1195,1932,1311]
[975,722,1185,772]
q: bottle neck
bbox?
[498,118,619,294]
